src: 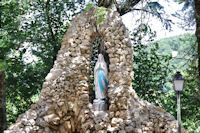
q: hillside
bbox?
[156,34,197,71]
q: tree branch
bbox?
[97,0,141,16]
[45,0,55,42]
[45,0,58,62]
[115,0,141,16]
[0,0,1,29]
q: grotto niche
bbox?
[5,8,186,133]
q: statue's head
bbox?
[95,54,107,72]
[98,54,105,63]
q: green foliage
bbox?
[132,21,199,132]
[179,41,200,132]
[147,2,164,12]
[157,34,199,132]
[133,43,172,105]
[156,34,197,71]
[6,59,45,125]
[131,23,172,105]
[95,7,107,24]
[0,0,25,70]
[1,0,85,126]
[160,57,200,132]
[85,2,94,10]
[0,60,7,70]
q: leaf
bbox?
[0,40,6,48]
[96,16,105,25]
[0,60,7,71]
[85,2,94,11]
[95,6,107,25]
[96,7,106,16]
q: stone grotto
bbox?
[4,8,186,133]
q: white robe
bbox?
[94,54,108,100]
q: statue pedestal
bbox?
[93,99,107,111]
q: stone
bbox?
[119,130,126,133]
[85,130,90,133]
[24,126,33,133]
[134,128,142,133]
[30,104,37,110]
[110,58,119,63]
[125,126,134,132]
[109,104,117,112]
[29,119,35,125]
[107,125,119,132]
[97,130,106,133]
[64,121,71,132]
[80,94,89,101]
[44,127,51,132]
[59,125,66,133]
[43,114,60,125]
[32,126,39,131]
[35,118,47,127]
[45,69,62,81]
[111,118,123,126]
[155,126,161,133]
[95,123,104,130]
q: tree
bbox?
[0,72,6,133]
[175,0,200,99]
[2,0,85,126]
[194,0,200,99]
[0,1,6,131]
[0,0,28,128]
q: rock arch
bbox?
[5,8,185,133]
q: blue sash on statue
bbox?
[97,68,108,92]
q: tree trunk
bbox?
[194,0,200,99]
[0,71,6,133]
[45,0,59,63]
[0,0,7,132]
[98,0,113,8]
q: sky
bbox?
[122,0,195,40]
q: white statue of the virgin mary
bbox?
[94,54,108,100]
